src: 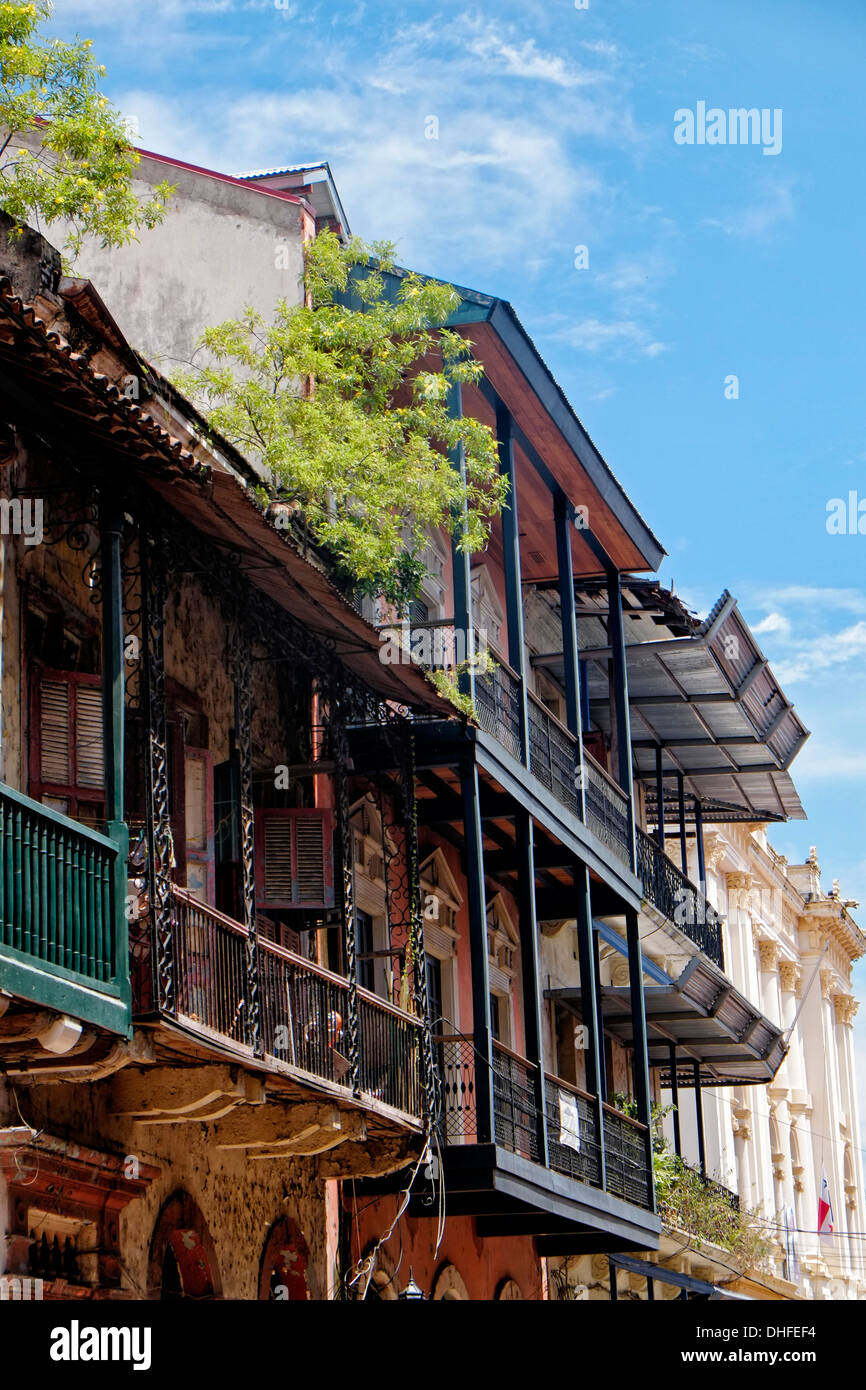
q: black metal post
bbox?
[516,810,549,1165]
[555,492,586,817]
[693,1061,706,1179]
[669,1043,681,1156]
[100,498,131,1021]
[677,772,688,874]
[575,863,606,1186]
[498,401,529,764]
[625,907,655,1212]
[655,745,665,852]
[591,922,608,1104]
[232,623,262,1057]
[461,760,494,1144]
[695,798,706,889]
[448,383,476,705]
[608,1259,619,1301]
[605,568,635,866]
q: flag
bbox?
[818,1168,834,1236]
[783,1206,801,1285]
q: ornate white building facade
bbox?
[670,826,866,1299]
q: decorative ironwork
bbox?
[331,689,361,1096]
[583,749,632,865]
[231,619,261,1055]
[141,532,174,1014]
[636,827,724,968]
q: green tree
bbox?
[176,232,507,606]
[0,0,172,255]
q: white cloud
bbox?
[556,316,669,358]
[704,178,796,239]
[463,22,608,89]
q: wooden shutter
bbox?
[35,670,104,795]
[255,809,334,910]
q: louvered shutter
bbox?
[256,810,334,910]
[40,680,71,785]
[75,685,105,788]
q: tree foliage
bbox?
[176,232,507,605]
[0,0,172,255]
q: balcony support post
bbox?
[497,403,530,765]
[448,383,476,706]
[555,492,586,815]
[669,1043,682,1156]
[655,745,665,852]
[332,695,361,1096]
[605,569,636,867]
[99,496,130,1024]
[677,772,688,874]
[141,533,173,1014]
[693,1060,707,1179]
[591,923,608,1105]
[575,864,606,1187]
[231,621,262,1058]
[461,759,494,1144]
[694,798,706,889]
[625,906,655,1212]
[515,810,549,1165]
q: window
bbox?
[489,993,501,1042]
[255,809,335,910]
[426,955,444,1033]
[30,668,105,826]
[356,909,375,993]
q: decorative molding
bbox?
[757,938,780,972]
[778,960,800,994]
[833,993,858,1027]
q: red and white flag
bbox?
[818,1168,835,1236]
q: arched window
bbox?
[258,1217,311,1301]
[432,1263,469,1300]
[148,1191,221,1301]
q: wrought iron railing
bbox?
[635,827,724,969]
[493,1041,541,1162]
[433,1035,652,1210]
[603,1104,653,1209]
[528,694,581,817]
[0,785,126,1031]
[476,660,523,762]
[169,887,424,1117]
[583,749,632,866]
[545,1075,602,1188]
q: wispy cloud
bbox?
[704,177,796,239]
[555,315,669,358]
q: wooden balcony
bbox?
[0,783,130,1035]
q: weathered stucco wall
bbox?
[18,1077,329,1300]
[59,155,312,375]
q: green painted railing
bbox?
[0,783,130,1035]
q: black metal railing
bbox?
[635,827,725,969]
[545,1075,602,1188]
[583,750,632,866]
[493,1042,541,1162]
[528,695,581,817]
[169,888,424,1117]
[433,1035,652,1210]
[476,660,523,762]
[603,1105,653,1208]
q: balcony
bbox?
[403,623,634,871]
[0,783,130,1035]
[635,826,724,968]
[164,887,425,1121]
[431,1035,657,1249]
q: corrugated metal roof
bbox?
[537,578,809,822]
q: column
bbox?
[516,809,549,1163]
[100,499,130,1022]
[605,569,636,867]
[461,761,494,1143]
[498,403,529,764]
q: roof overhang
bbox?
[548,954,788,1086]
[539,580,809,822]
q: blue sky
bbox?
[50,0,866,1138]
